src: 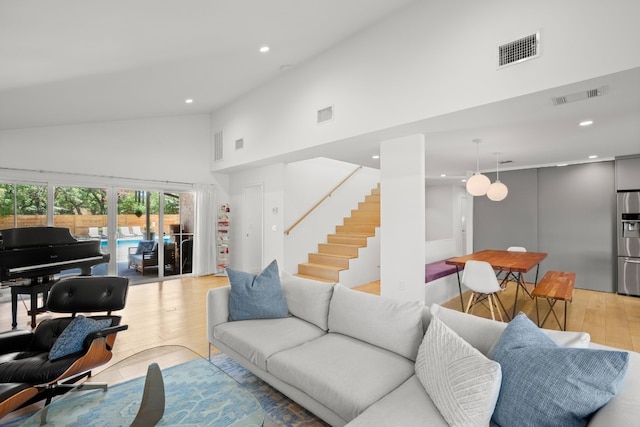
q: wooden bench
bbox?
[531,271,576,331]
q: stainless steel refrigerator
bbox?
[617,191,640,296]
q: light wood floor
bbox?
[1,275,639,422]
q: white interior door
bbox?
[242,184,263,273]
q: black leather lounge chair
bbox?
[0,276,129,418]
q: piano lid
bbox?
[0,227,78,250]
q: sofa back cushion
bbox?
[280,271,334,331]
[430,304,590,355]
[328,284,424,361]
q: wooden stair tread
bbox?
[311,252,353,259]
[300,262,343,271]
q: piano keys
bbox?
[0,226,110,328]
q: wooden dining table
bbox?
[445,249,548,318]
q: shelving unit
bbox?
[216,204,230,273]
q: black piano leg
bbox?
[30,288,38,329]
[11,288,18,329]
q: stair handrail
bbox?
[284,166,363,235]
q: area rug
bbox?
[13,357,264,426]
[0,355,329,427]
[209,353,329,427]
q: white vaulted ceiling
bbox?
[1,0,639,180]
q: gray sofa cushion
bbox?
[213,317,325,370]
[430,304,590,355]
[328,284,424,360]
[345,376,449,427]
[267,333,415,423]
[280,271,334,331]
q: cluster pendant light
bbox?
[466,139,491,196]
[466,139,509,201]
[487,153,509,201]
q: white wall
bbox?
[0,115,214,185]
[425,185,454,241]
[210,0,640,172]
[380,135,425,302]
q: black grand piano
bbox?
[0,226,110,328]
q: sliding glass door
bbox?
[0,178,196,284]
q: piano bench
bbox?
[10,281,54,329]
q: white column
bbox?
[380,134,425,302]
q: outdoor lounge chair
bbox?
[119,226,134,238]
[131,226,144,237]
[128,241,176,275]
[88,227,101,238]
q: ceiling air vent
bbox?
[213,131,223,162]
[498,32,540,68]
[235,138,244,150]
[317,106,333,124]
[552,87,603,106]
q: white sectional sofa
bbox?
[206,273,640,426]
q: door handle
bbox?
[624,259,640,264]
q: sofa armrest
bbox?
[587,343,640,426]
[206,286,231,343]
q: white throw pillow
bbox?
[415,316,502,427]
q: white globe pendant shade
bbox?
[487,180,509,201]
[466,173,491,196]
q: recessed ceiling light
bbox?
[579,120,593,126]
[259,46,270,53]
[557,163,569,167]
[440,174,446,177]
[588,155,598,159]
[372,155,380,159]
[461,179,467,183]
[185,99,193,104]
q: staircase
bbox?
[297,184,380,282]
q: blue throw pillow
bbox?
[49,315,112,361]
[227,260,288,321]
[489,313,628,427]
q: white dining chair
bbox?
[462,260,507,321]
[502,246,534,298]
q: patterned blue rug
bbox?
[16,357,264,426]
[209,353,328,427]
[0,355,328,427]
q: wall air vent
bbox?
[498,32,540,68]
[552,87,603,106]
[213,131,223,162]
[235,138,244,150]
[317,106,333,124]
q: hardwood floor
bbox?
[354,280,640,352]
[1,274,639,422]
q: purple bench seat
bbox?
[425,259,459,283]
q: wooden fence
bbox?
[0,214,182,238]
